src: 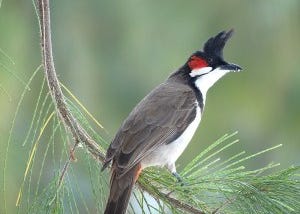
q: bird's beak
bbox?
[220,63,242,72]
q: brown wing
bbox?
[103,81,197,175]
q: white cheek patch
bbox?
[189,67,212,77]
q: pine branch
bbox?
[36,0,104,162]
[138,183,205,214]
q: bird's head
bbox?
[187,29,242,78]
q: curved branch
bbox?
[36,0,206,213]
[37,0,104,162]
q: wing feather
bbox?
[103,81,197,175]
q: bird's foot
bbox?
[172,172,186,186]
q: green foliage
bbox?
[139,134,300,213]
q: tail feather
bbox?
[104,165,140,214]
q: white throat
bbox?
[193,68,229,102]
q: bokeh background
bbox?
[1,0,299,213]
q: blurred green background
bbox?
[1,0,300,212]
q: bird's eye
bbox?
[207,58,213,64]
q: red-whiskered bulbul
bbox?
[102,29,242,214]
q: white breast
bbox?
[141,105,201,169]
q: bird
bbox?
[102,29,242,214]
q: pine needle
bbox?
[3,65,41,212]
[60,82,105,130]
[16,111,55,206]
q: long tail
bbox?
[104,164,141,214]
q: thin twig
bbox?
[138,182,206,214]
[58,140,79,187]
[36,1,206,213]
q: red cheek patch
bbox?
[188,56,208,70]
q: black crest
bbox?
[203,29,234,58]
